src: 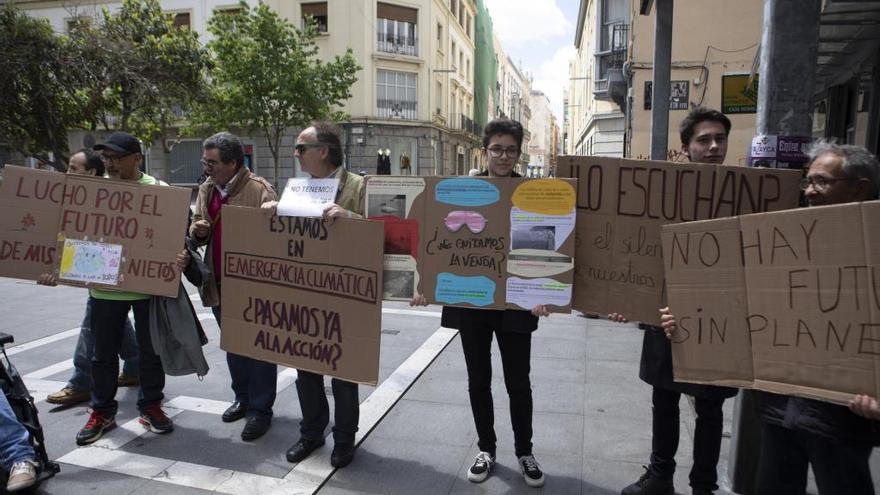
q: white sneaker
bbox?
[6,459,38,492]
[518,455,545,487]
[467,451,495,483]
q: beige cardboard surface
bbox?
[662,201,880,404]
[219,206,384,385]
[366,176,577,312]
[0,166,64,280]
[55,174,190,297]
[558,156,801,324]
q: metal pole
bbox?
[649,0,673,160]
[730,1,822,493]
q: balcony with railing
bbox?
[377,18,418,57]
[459,114,480,135]
[594,23,628,100]
[378,99,417,120]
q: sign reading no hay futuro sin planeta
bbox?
[0,165,189,297]
[365,176,578,312]
[662,201,880,405]
[556,156,802,325]
[219,205,384,385]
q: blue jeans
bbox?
[0,390,34,471]
[212,305,277,419]
[68,297,139,392]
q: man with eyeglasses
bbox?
[43,132,177,445]
[263,121,366,469]
[190,132,278,441]
[46,149,141,407]
[751,141,880,494]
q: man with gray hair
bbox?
[190,132,278,441]
[753,141,879,494]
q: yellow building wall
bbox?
[628,0,763,165]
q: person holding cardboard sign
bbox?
[617,108,737,495]
[191,132,279,442]
[658,142,880,494]
[50,132,176,445]
[46,149,142,407]
[411,119,551,488]
[262,121,366,469]
[754,142,880,494]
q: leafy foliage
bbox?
[202,2,360,184]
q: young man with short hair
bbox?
[619,108,736,495]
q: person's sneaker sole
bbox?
[467,470,490,483]
[523,474,545,488]
[139,417,174,434]
[76,420,116,446]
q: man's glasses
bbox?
[444,210,488,234]
[295,143,327,154]
[802,175,853,190]
[100,152,132,164]
[485,146,520,159]
[200,158,221,167]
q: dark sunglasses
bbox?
[295,143,327,154]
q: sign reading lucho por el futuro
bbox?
[219,205,384,385]
[662,201,880,404]
[556,156,802,325]
[0,165,189,297]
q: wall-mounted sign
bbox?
[722,74,759,114]
[644,81,690,111]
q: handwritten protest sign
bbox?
[56,174,190,297]
[557,156,801,325]
[366,176,577,312]
[0,166,64,280]
[277,177,339,217]
[0,166,189,296]
[662,201,880,404]
[220,205,384,385]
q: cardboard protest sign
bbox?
[219,205,384,385]
[54,174,190,297]
[0,166,65,280]
[0,166,189,296]
[366,176,577,312]
[662,201,880,404]
[557,156,801,325]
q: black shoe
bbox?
[330,442,356,468]
[621,466,674,495]
[286,438,325,463]
[240,416,271,441]
[222,401,247,423]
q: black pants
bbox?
[91,298,164,415]
[212,305,277,419]
[295,370,359,444]
[649,386,725,491]
[756,422,874,495]
[459,322,533,458]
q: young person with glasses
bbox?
[412,118,550,488]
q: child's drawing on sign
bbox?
[58,238,123,285]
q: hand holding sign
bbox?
[849,395,880,420]
[192,219,211,239]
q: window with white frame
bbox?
[377,69,417,120]
[376,3,418,56]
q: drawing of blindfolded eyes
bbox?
[444,210,488,234]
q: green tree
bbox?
[92,0,210,178]
[0,4,79,168]
[204,2,360,185]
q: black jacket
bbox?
[757,391,880,446]
[639,325,738,400]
